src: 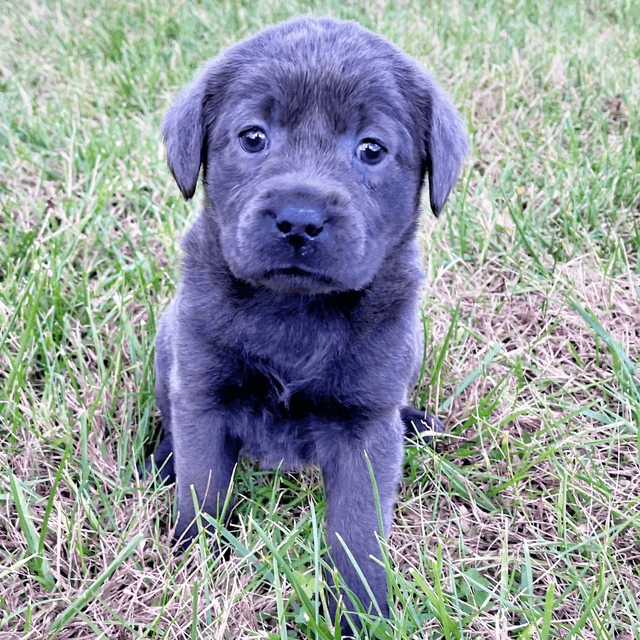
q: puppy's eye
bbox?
[356,139,387,166]
[239,128,268,153]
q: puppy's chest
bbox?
[217,349,335,415]
[209,298,384,469]
[221,302,348,386]
[219,360,354,471]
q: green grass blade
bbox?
[8,470,55,591]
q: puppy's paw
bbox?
[138,453,176,484]
[139,430,176,483]
[401,405,444,443]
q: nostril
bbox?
[274,205,324,241]
[277,220,292,234]
[305,224,322,238]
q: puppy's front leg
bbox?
[321,417,404,630]
[171,407,241,544]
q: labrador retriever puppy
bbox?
[149,15,466,632]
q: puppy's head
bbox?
[163,17,467,295]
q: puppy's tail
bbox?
[401,406,444,443]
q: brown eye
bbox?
[239,128,268,153]
[356,139,387,165]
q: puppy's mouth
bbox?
[266,267,330,280]
[258,267,338,294]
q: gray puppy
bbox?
[149,16,467,632]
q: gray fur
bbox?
[149,16,467,632]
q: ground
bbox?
[1,0,639,638]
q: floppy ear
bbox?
[424,84,468,216]
[163,67,209,200]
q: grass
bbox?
[1,0,639,637]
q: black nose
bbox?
[275,205,324,245]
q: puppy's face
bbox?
[209,72,419,294]
[163,18,467,294]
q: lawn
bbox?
[1,0,639,638]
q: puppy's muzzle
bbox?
[235,177,366,293]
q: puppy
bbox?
[150,16,467,632]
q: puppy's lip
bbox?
[263,267,333,283]
[258,267,340,293]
